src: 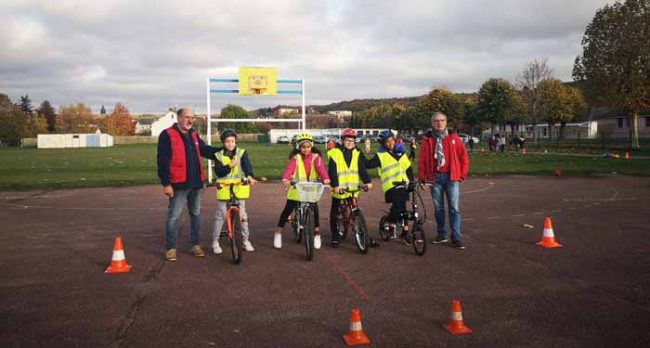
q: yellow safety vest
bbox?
[215,148,250,201]
[377,151,410,193]
[287,153,317,201]
[329,148,361,199]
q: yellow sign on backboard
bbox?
[238,67,277,95]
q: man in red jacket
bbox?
[417,112,469,249]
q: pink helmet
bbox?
[341,128,357,139]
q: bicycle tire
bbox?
[229,209,244,264]
[303,206,315,261]
[292,214,301,243]
[378,215,392,241]
[353,210,369,254]
[411,221,427,256]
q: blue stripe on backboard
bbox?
[277,79,302,84]
[210,78,238,83]
[211,89,239,94]
[277,90,302,95]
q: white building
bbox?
[151,111,177,137]
[328,110,352,119]
[135,118,155,135]
[481,121,598,140]
[37,130,113,148]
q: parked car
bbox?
[276,136,290,144]
[313,135,326,144]
[458,133,479,144]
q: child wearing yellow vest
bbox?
[274,133,330,250]
[365,130,414,243]
[211,130,257,254]
[328,128,373,247]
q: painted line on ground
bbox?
[324,253,369,300]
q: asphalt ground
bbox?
[1,175,649,347]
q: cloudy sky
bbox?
[1,0,611,114]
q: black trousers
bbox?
[277,200,320,228]
[330,198,342,242]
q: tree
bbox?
[38,100,57,133]
[476,78,523,134]
[413,88,464,130]
[219,104,256,134]
[19,94,33,116]
[100,105,106,115]
[104,103,135,135]
[537,79,587,140]
[0,94,29,145]
[573,0,650,149]
[517,58,553,141]
[57,103,95,133]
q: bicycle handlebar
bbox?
[205,178,249,188]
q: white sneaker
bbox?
[314,234,322,250]
[273,233,282,249]
[243,240,255,252]
[212,241,223,255]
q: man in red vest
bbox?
[418,112,470,249]
[157,107,219,261]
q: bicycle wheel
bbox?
[411,221,427,256]
[303,206,315,261]
[292,214,301,243]
[338,204,349,241]
[229,209,244,264]
[378,215,392,241]
[353,210,369,254]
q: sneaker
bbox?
[314,234,322,250]
[330,240,340,248]
[191,245,205,257]
[450,241,466,250]
[273,233,282,249]
[243,240,255,252]
[165,248,177,262]
[212,241,223,255]
[432,235,449,244]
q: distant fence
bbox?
[21,133,265,147]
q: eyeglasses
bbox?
[433,119,446,123]
[343,139,355,143]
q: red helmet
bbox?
[341,128,357,139]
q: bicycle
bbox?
[209,179,250,265]
[378,180,431,256]
[290,181,326,261]
[334,186,370,254]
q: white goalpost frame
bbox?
[205,76,306,182]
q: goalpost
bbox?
[205,67,305,182]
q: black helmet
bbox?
[219,129,237,142]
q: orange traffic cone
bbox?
[625,152,630,160]
[553,168,562,176]
[342,309,371,346]
[536,217,562,248]
[442,299,472,335]
[105,236,132,273]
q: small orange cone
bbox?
[342,309,371,346]
[105,236,132,273]
[625,152,630,160]
[553,168,562,176]
[536,217,562,248]
[442,299,472,335]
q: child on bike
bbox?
[328,128,374,248]
[211,129,257,254]
[365,129,414,243]
[274,133,330,250]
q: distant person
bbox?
[210,129,257,255]
[468,137,475,152]
[498,134,506,153]
[489,135,497,152]
[418,112,469,249]
[157,107,220,262]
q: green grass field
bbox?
[0,143,648,189]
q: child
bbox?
[274,133,330,250]
[212,129,257,254]
[365,130,414,243]
[328,128,373,247]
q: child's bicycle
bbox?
[378,180,432,256]
[290,180,326,261]
[208,178,250,265]
[334,186,371,254]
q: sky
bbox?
[0,0,612,114]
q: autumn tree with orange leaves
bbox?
[104,103,134,135]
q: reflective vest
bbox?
[329,148,361,199]
[215,148,250,201]
[287,153,317,201]
[167,128,206,184]
[377,151,410,193]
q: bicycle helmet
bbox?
[294,133,314,149]
[219,129,238,142]
[341,128,357,139]
[378,130,394,144]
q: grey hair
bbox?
[431,112,447,122]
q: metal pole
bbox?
[206,77,213,183]
[301,78,306,131]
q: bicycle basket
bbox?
[295,182,325,203]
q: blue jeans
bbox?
[165,188,202,250]
[430,173,461,243]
